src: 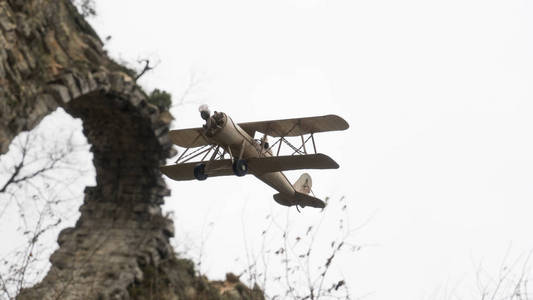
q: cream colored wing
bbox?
[161,160,234,181]
[168,128,211,148]
[238,115,349,137]
[248,154,339,174]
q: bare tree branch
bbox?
[134,59,154,82]
[0,135,30,193]
[237,196,364,300]
[0,111,92,299]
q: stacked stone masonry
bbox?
[1,0,263,299]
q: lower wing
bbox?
[160,160,234,181]
[161,154,339,181]
[248,153,339,174]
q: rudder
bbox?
[293,173,312,195]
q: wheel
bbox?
[232,159,248,177]
[193,163,208,180]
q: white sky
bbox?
[5,0,533,299]
[89,0,533,298]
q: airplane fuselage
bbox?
[203,112,295,196]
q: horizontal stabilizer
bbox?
[160,160,233,181]
[168,128,210,148]
[248,154,339,174]
[273,192,325,209]
[239,115,348,137]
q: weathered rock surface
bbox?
[0,0,263,299]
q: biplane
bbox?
[160,105,349,209]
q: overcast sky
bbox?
[86,0,533,298]
[5,0,533,299]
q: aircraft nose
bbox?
[213,112,225,127]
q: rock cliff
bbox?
[0,1,262,299]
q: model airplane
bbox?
[160,105,349,209]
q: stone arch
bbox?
[1,1,264,298]
[15,71,176,299]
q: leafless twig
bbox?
[238,196,366,300]
[0,110,92,299]
[134,59,155,82]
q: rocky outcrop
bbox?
[0,0,112,153]
[0,1,262,299]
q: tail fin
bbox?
[293,173,312,195]
[272,173,325,209]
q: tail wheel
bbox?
[193,163,208,181]
[233,159,248,177]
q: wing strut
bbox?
[311,133,317,153]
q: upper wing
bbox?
[247,153,339,174]
[238,115,349,137]
[160,159,234,181]
[168,128,211,148]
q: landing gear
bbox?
[193,163,208,181]
[232,159,248,177]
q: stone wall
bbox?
[0,1,263,299]
[16,71,177,299]
[0,0,111,153]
